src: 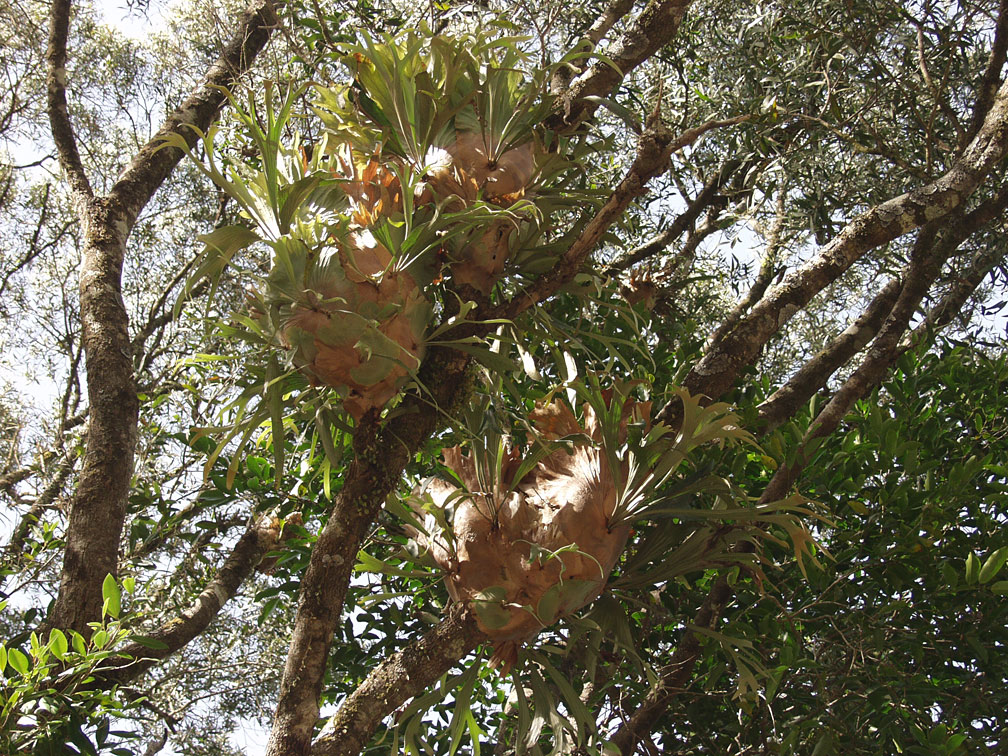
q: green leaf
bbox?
[128,635,170,650]
[978,546,1008,584]
[471,587,512,630]
[7,647,28,675]
[989,580,1008,595]
[265,354,286,489]
[965,552,979,585]
[102,573,121,619]
[48,629,68,660]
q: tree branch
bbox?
[265,346,475,756]
[605,158,738,275]
[100,518,276,687]
[499,116,747,322]
[757,277,901,432]
[677,77,1008,411]
[550,0,694,130]
[965,0,1008,143]
[107,0,280,225]
[613,188,1008,751]
[585,0,636,49]
[3,456,74,560]
[311,607,486,756]
[46,0,92,201]
[704,189,788,350]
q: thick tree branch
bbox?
[757,278,901,432]
[965,0,1008,143]
[802,223,951,445]
[108,1,280,225]
[678,77,1008,410]
[761,181,1008,432]
[311,607,486,756]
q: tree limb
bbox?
[703,189,788,351]
[46,0,92,201]
[550,0,694,130]
[266,346,475,756]
[584,0,636,49]
[498,115,746,321]
[965,0,1008,143]
[311,607,486,756]
[605,158,738,275]
[614,189,1008,751]
[757,278,901,432]
[107,0,281,226]
[677,76,1008,411]
[100,518,277,687]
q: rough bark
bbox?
[311,608,486,756]
[45,0,279,633]
[679,76,1008,409]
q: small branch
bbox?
[4,457,74,559]
[606,159,738,275]
[311,607,486,756]
[499,117,713,319]
[608,569,737,753]
[704,189,788,350]
[0,183,59,300]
